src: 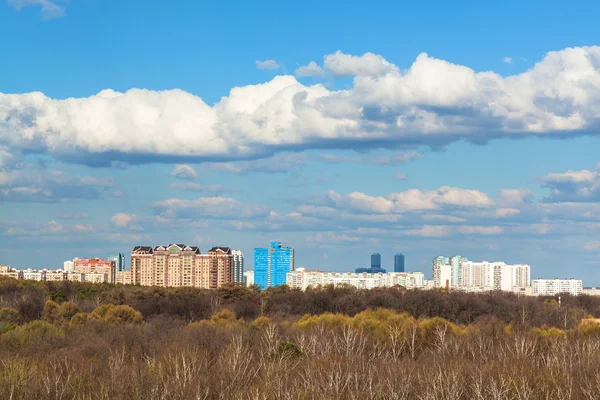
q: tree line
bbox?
[1,277,600,398]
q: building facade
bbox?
[371,253,381,270]
[532,279,583,296]
[75,258,116,283]
[394,254,405,273]
[130,244,234,289]
[433,256,531,292]
[232,250,244,283]
[63,260,75,272]
[108,253,126,272]
[286,269,425,291]
[254,241,294,289]
[243,270,254,287]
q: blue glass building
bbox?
[394,254,405,273]
[108,253,126,272]
[371,253,381,270]
[253,241,295,289]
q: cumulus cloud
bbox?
[170,164,198,181]
[2,46,600,167]
[256,60,280,70]
[503,57,513,64]
[325,186,494,213]
[152,196,271,219]
[542,168,600,202]
[295,61,324,77]
[111,213,137,228]
[7,0,66,19]
[324,51,397,77]
[394,172,407,180]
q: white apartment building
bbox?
[243,270,254,287]
[532,279,583,296]
[63,260,75,273]
[433,256,531,292]
[22,269,45,281]
[286,269,425,291]
[232,250,244,283]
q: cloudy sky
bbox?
[1,0,600,283]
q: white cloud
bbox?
[168,182,224,192]
[324,51,397,77]
[7,0,66,19]
[0,166,113,202]
[503,57,513,64]
[256,59,280,70]
[152,196,271,219]
[542,167,600,202]
[584,241,600,251]
[111,213,137,228]
[498,189,532,205]
[394,172,407,180]
[295,61,324,77]
[496,208,520,218]
[170,164,198,181]
[206,153,308,174]
[2,46,600,166]
[320,151,421,165]
[327,186,494,213]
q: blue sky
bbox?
[1,0,600,283]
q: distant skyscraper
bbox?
[371,253,381,270]
[232,250,244,283]
[394,254,405,273]
[253,241,295,289]
[108,253,126,272]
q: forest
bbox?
[2,277,600,399]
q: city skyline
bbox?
[1,1,600,284]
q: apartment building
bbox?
[433,256,531,292]
[75,258,116,283]
[115,270,132,285]
[130,244,234,289]
[45,270,67,282]
[532,279,583,296]
[286,269,425,291]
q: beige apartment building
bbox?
[75,258,116,283]
[115,270,132,285]
[45,270,67,282]
[131,244,234,289]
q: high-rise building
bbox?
[232,250,244,283]
[108,253,126,272]
[130,244,234,289]
[371,253,381,270]
[253,241,294,289]
[394,254,405,273]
